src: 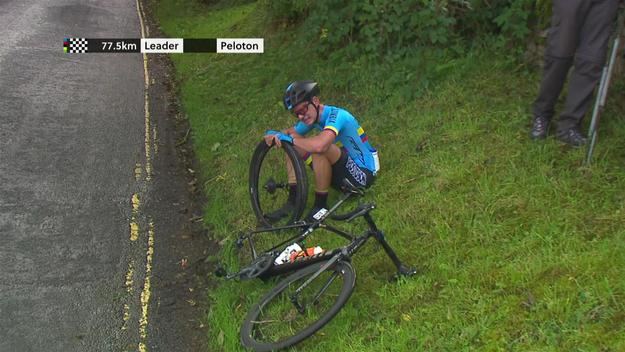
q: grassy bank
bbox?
[154,1,625,350]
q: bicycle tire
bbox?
[249,140,308,227]
[240,260,356,351]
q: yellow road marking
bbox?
[122,260,135,331]
[129,222,139,242]
[132,2,157,351]
[122,304,131,331]
[125,260,135,293]
[144,97,152,182]
[135,163,143,181]
[153,125,158,155]
[138,219,155,351]
[136,0,152,182]
[130,193,141,241]
[132,193,140,211]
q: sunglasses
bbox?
[293,102,312,117]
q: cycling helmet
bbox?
[283,80,319,111]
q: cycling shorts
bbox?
[331,148,375,190]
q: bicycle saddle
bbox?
[340,178,365,196]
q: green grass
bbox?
[153,1,625,350]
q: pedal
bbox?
[235,233,246,249]
[214,264,227,278]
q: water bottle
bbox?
[274,243,302,265]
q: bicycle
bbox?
[217,149,417,351]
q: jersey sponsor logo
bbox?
[345,156,367,186]
[327,107,338,124]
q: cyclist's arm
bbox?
[284,126,302,137]
[292,130,336,154]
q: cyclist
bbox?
[264,80,379,221]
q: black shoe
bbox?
[556,128,587,147]
[530,115,550,140]
[264,203,293,223]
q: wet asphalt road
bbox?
[0,0,153,350]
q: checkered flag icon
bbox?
[67,38,88,53]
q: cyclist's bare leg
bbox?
[310,144,341,192]
[285,131,306,184]
[289,142,340,191]
[285,156,297,184]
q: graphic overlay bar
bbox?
[64,38,264,54]
[141,38,184,53]
[64,38,88,53]
[183,39,217,53]
[92,39,141,53]
[64,38,141,53]
[217,38,264,53]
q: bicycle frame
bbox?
[237,190,358,262]
[227,189,411,281]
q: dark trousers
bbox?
[533,0,620,131]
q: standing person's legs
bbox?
[531,0,588,139]
[533,0,587,119]
[556,0,620,134]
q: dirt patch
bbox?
[138,1,220,350]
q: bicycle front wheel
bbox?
[249,140,308,227]
[240,260,356,351]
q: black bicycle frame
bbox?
[239,191,359,261]
[257,206,405,281]
[226,185,413,282]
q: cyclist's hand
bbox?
[264,130,280,146]
[276,133,293,144]
[264,130,293,147]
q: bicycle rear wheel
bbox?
[240,260,355,351]
[249,140,308,227]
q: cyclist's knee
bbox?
[323,144,342,164]
[310,152,330,163]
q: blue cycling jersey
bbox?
[294,105,378,172]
